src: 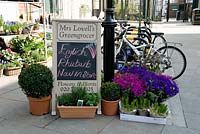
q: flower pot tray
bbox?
[57,105,98,119]
[120,112,166,125]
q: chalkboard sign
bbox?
[57,42,96,80]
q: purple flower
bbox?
[113,73,146,97]
[114,65,179,99]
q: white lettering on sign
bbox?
[58,23,96,41]
[57,81,97,93]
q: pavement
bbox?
[0,20,200,134]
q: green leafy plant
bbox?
[9,36,44,59]
[3,24,11,34]
[150,102,168,117]
[57,86,100,106]
[32,50,46,62]
[57,93,73,106]
[135,96,151,110]
[101,81,121,101]
[0,49,17,61]
[24,57,35,64]
[5,60,22,69]
[18,64,53,98]
[0,15,4,27]
[121,96,137,113]
[84,93,100,106]
[33,22,39,30]
[0,64,5,69]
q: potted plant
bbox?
[57,86,100,118]
[33,22,39,30]
[135,96,151,116]
[1,49,22,76]
[149,102,168,118]
[23,57,35,68]
[114,65,179,124]
[120,95,137,115]
[101,81,121,116]
[4,60,22,76]
[18,63,53,115]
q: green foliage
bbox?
[84,93,100,106]
[47,49,52,57]
[57,94,73,106]
[32,50,46,62]
[10,36,33,55]
[9,36,45,60]
[0,15,4,26]
[57,87,100,106]
[5,60,22,68]
[101,82,121,101]
[18,64,53,98]
[3,24,11,33]
[24,57,35,64]
[121,96,137,113]
[0,64,5,69]
[136,96,151,110]
[0,50,22,69]
[114,2,139,20]
[150,102,168,117]
[0,50,18,61]
[70,86,87,105]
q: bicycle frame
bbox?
[115,34,150,58]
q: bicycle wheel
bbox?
[152,35,167,51]
[157,46,187,80]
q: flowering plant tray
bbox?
[120,112,166,125]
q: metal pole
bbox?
[43,0,47,60]
[138,0,142,33]
[102,0,117,82]
[166,0,170,22]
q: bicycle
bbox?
[101,20,167,54]
[114,29,187,80]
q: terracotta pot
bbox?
[101,99,119,116]
[28,96,51,115]
[57,105,98,118]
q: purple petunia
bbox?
[113,73,147,97]
[114,65,179,98]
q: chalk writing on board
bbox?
[57,42,96,80]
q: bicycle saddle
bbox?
[151,32,164,36]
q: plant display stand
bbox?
[120,112,166,125]
[0,69,3,77]
[57,105,98,118]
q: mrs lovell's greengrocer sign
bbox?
[51,19,101,115]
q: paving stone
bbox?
[161,125,200,134]
[99,118,164,134]
[0,88,27,102]
[0,124,63,134]
[46,115,116,134]
[180,93,200,114]
[166,95,186,127]
[0,98,27,117]
[184,113,200,131]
